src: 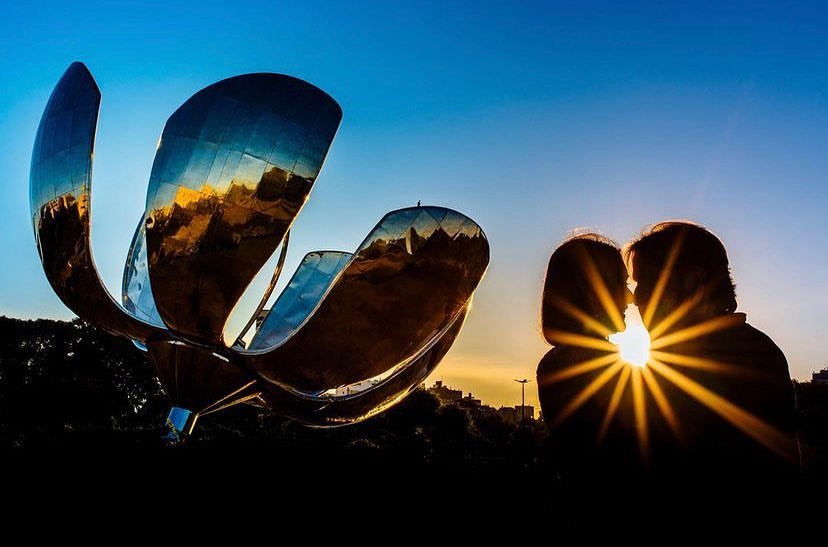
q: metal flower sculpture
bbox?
[30,63,489,436]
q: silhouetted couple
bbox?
[537,222,799,487]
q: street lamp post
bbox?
[514,378,530,422]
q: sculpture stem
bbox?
[164,407,198,441]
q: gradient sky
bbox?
[2,1,827,409]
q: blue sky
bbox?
[1,1,827,406]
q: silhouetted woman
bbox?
[536,233,637,485]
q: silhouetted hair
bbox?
[626,221,737,314]
[542,233,627,340]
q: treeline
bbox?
[2,315,827,482]
[0,316,547,465]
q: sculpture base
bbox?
[164,407,198,440]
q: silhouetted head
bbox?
[542,233,630,343]
[626,221,736,329]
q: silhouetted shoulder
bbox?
[660,313,799,477]
[537,344,620,429]
[537,346,567,380]
[537,344,642,484]
[537,346,611,392]
[703,315,791,381]
[738,321,789,369]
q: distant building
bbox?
[498,406,517,423]
[515,405,534,421]
[458,393,482,408]
[428,380,463,405]
[813,367,828,385]
[254,308,270,330]
[427,381,532,422]
[335,379,380,396]
[499,405,535,424]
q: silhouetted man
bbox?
[626,221,799,483]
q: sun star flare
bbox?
[609,323,651,368]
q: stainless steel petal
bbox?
[29,62,164,342]
[122,215,165,328]
[249,250,353,350]
[259,305,469,427]
[145,340,257,414]
[144,73,342,345]
[243,206,490,392]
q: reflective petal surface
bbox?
[31,63,489,431]
[144,74,342,344]
[122,216,165,328]
[249,250,352,350]
[244,206,490,392]
[260,306,469,427]
[29,62,162,341]
[146,340,257,413]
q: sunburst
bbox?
[609,312,650,368]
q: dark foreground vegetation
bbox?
[1,316,825,525]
